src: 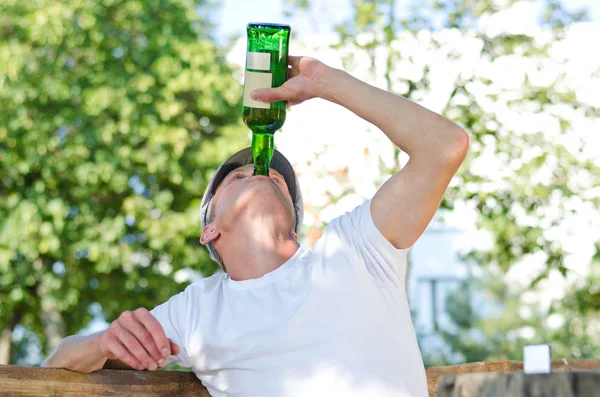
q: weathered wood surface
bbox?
[0,364,210,396]
[426,359,600,397]
[1,359,599,396]
[436,372,600,397]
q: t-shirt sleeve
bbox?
[330,199,410,288]
[149,288,193,368]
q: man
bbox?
[43,56,468,397]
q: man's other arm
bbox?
[41,332,112,372]
[41,308,179,373]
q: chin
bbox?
[238,190,294,221]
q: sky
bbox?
[214,0,600,39]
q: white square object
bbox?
[243,71,272,109]
[246,52,271,71]
[523,344,552,374]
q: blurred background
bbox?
[1,0,599,368]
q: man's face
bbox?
[210,165,295,231]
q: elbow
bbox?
[441,126,469,165]
[40,356,63,370]
[40,344,61,369]
[40,337,72,370]
[41,333,107,373]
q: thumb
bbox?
[251,85,292,103]
[168,338,180,355]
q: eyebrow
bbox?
[218,167,247,191]
[271,170,284,179]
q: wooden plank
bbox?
[436,372,600,397]
[425,359,600,397]
[2,359,600,396]
[0,365,210,396]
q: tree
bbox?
[0,0,246,364]
[435,251,600,365]
[283,0,600,364]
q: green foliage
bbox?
[286,0,600,364]
[434,263,600,365]
[0,0,246,361]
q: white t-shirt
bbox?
[151,200,427,397]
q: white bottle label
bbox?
[243,71,272,109]
[246,52,271,71]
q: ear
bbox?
[200,224,220,245]
[290,231,298,242]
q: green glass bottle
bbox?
[242,23,291,176]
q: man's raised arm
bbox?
[252,56,469,249]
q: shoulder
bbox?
[310,200,371,259]
[158,273,226,309]
[317,200,371,242]
[152,273,227,327]
[183,272,227,296]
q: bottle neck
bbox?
[252,132,274,176]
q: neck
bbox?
[216,219,299,281]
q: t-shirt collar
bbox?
[225,245,305,289]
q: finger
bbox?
[156,339,181,368]
[104,334,145,370]
[119,311,163,363]
[169,338,181,356]
[114,322,158,371]
[288,55,302,71]
[251,86,292,103]
[287,58,301,80]
[157,339,180,368]
[251,85,293,103]
[133,308,171,359]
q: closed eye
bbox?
[224,172,247,186]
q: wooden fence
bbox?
[1,359,599,396]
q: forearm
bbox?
[316,67,466,159]
[41,332,109,373]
